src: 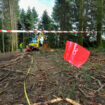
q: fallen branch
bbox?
[0,52,28,68]
[95,84,105,93]
[31,97,81,105]
[78,88,93,98]
[0,58,21,68]
[0,71,10,82]
[0,81,23,95]
[91,76,105,93]
[33,97,63,105]
[91,76,102,87]
[65,98,81,105]
[1,68,35,76]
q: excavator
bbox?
[27,32,47,51]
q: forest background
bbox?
[0,0,105,52]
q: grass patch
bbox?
[66,86,76,99]
[81,73,92,82]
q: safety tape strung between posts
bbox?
[0,30,97,34]
[24,55,34,105]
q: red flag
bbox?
[64,41,90,68]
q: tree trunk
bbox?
[83,0,90,47]
[8,0,18,51]
[2,0,5,52]
[97,0,103,48]
[78,0,83,46]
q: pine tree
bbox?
[41,11,52,30]
[52,0,71,30]
[52,0,72,48]
[25,7,34,30]
[18,7,38,48]
[19,9,26,29]
[40,10,52,46]
[18,9,26,46]
[32,7,38,29]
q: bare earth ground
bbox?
[0,50,105,105]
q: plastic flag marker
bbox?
[64,41,90,68]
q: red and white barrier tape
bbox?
[0,30,96,33]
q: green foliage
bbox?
[19,9,26,29]
[81,73,92,82]
[32,7,38,27]
[95,65,100,69]
[0,0,105,51]
[41,10,52,30]
[40,10,58,48]
[25,7,34,30]
[94,47,105,52]
[18,7,38,30]
[52,0,78,48]
[18,9,26,47]
[66,86,76,99]
[52,0,72,30]
[18,7,38,47]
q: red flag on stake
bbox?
[64,41,90,68]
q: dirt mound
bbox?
[40,43,54,52]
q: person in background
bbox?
[26,45,31,51]
[19,43,23,52]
